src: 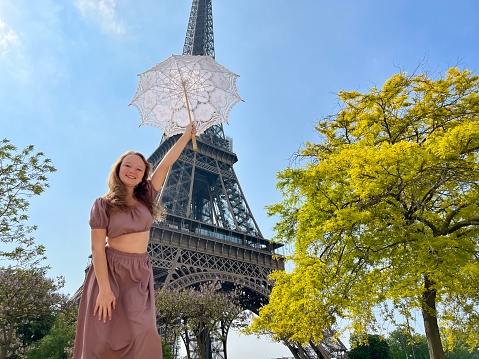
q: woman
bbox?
[73,123,196,358]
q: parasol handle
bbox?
[182,82,198,151]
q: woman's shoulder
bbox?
[89,196,110,228]
[144,180,158,197]
[90,196,114,214]
[92,196,108,206]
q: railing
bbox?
[153,217,281,254]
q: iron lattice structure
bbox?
[148,1,285,358]
[182,0,215,57]
[148,135,284,359]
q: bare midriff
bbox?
[106,230,150,253]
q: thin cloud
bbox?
[0,19,20,57]
[74,0,125,35]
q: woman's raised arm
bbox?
[150,122,197,191]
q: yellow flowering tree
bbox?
[250,68,479,359]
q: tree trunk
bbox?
[181,326,192,359]
[197,324,209,359]
[309,340,328,359]
[298,344,306,359]
[0,321,15,359]
[421,275,445,359]
[220,320,228,359]
[284,342,302,359]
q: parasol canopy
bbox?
[130,54,243,150]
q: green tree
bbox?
[155,287,194,356]
[249,67,479,359]
[0,267,66,359]
[25,303,78,359]
[156,282,250,359]
[16,311,56,348]
[387,330,479,359]
[0,139,56,267]
[387,329,429,359]
[445,342,479,359]
[161,343,175,359]
[349,334,391,359]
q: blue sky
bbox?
[1,0,479,357]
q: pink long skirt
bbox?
[73,247,163,359]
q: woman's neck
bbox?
[125,187,136,204]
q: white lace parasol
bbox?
[130,55,243,148]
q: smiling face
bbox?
[118,154,146,188]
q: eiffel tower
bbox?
[146,1,284,358]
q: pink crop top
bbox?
[89,181,158,238]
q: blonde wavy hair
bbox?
[104,151,162,218]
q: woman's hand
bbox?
[184,122,197,139]
[94,289,116,323]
